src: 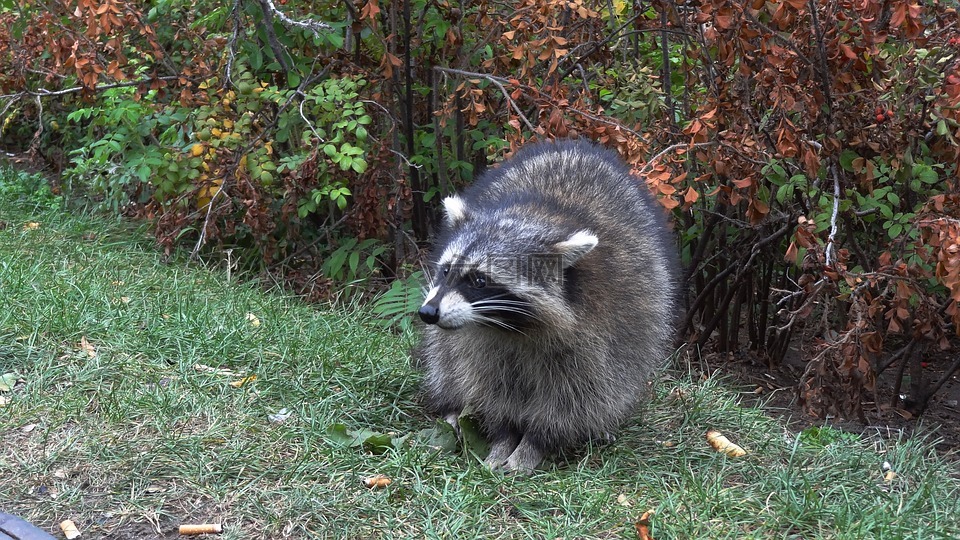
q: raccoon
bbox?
[415,139,678,473]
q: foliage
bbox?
[651,0,960,420]
[0,165,61,211]
[2,0,960,418]
[371,270,425,332]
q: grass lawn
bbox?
[1,167,959,539]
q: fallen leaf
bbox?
[326,423,408,454]
[458,413,490,458]
[666,387,686,401]
[634,510,655,540]
[706,429,747,457]
[23,222,40,230]
[229,375,257,388]
[0,395,10,407]
[80,336,97,358]
[246,313,261,327]
[417,419,459,453]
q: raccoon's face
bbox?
[418,195,598,332]
[418,254,536,331]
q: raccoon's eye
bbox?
[441,264,451,276]
[467,272,487,289]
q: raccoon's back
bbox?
[464,141,660,230]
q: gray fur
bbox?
[416,140,679,473]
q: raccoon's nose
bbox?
[418,303,441,325]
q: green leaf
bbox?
[325,32,344,48]
[0,372,17,392]
[915,164,939,185]
[776,184,794,205]
[324,423,404,454]
[937,119,949,136]
[325,248,349,279]
[771,163,787,182]
[348,251,360,274]
[363,432,404,454]
[418,420,459,453]
[839,149,859,172]
[888,223,903,239]
[458,413,490,459]
[288,72,302,88]
[325,423,357,446]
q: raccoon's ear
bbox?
[442,195,470,228]
[552,230,598,267]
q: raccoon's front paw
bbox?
[487,436,543,475]
[503,444,543,475]
[484,435,520,470]
[443,412,462,438]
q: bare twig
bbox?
[258,0,292,73]
[299,99,324,141]
[660,4,673,125]
[0,75,182,100]
[637,142,716,177]
[360,99,421,169]
[260,0,331,34]
[807,0,834,118]
[556,12,646,82]
[876,340,916,374]
[28,95,43,153]
[739,3,815,68]
[566,107,650,144]
[825,163,841,267]
[223,0,242,89]
[434,66,536,132]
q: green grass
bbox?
[1,167,959,539]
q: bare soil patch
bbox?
[704,346,960,466]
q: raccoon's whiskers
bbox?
[474,298,529,306]
[473,302,540,321]
[474,315,529,336]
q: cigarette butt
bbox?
[362,474,392,488]
[60,520,81,539]
[178,523,223,535]
[705,429,747,457]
